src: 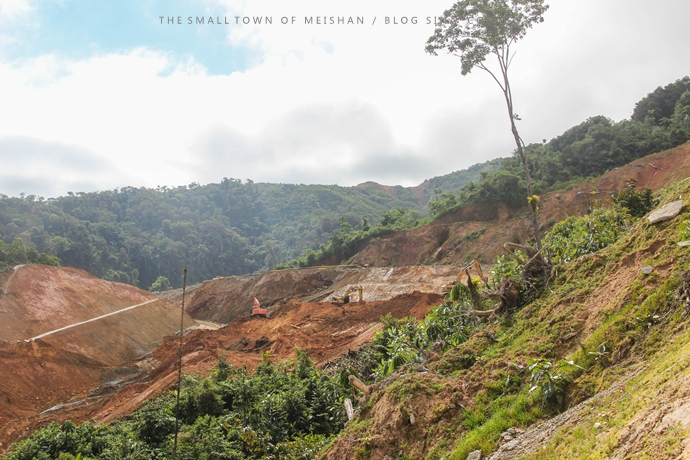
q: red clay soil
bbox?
[352,141,690,267]
[166,265,458,325]
[0,265,154,341]
[0,262,454,450]
[0,266,194,450]
[180,268,344,324]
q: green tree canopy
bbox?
[0,235,59,273]
[632,76,690,125]
[149,276,173,292]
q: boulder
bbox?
[648,200,683,224]
[467,450,482,460]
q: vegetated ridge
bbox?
[0,165,491,291]
[353,142,690,268]
[320,158,690,459]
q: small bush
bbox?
[149,276,173,292]
[527,358,580,407]
[611,180,657,218]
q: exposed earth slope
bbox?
[0,265,196,448]
[79,265,460,425]
[0,265,457,449]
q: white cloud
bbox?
[1,0,689,197]
[0,136,130,197]
[0,0,34,20]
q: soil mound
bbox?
[0,265,153,341]
[0,265,194,447]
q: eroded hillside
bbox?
[354,142,690,267]
[0,265,196,448]
[0,264,459,449]
[84,265,461,424]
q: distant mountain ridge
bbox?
[350,159,502,207]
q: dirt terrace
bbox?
[162,265,459,324]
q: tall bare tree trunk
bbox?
[502,78,542,249]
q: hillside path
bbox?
[28,299,159,341]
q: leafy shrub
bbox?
[423,301,480,351]
[177,376,224,424]
[527,358,580,407]
[372,315,424,378]
[369,292,484,379]
[133,397,176,445]
[544,206,629,264]
[6,421,111,460]
[149,276,173,292]
[611,180,657,218]
[429,191,459,218]
[490,254,522,285]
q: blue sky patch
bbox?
[2,0,253,75]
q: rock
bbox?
[467,450,482,460]
[648,200,683,224]
[641,266,653,275]
[678,241,690,247]
[594,422,603,429]
[498,426,524,443]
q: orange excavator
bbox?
[251,297,267,317]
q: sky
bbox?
[0,0,689,198]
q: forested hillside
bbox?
[0,142,498,289]
[282,77,690,268]
[0,181,431,289]
[427,77,690,217]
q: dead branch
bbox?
[348,375,371,394]
[524,243,549,268]
[560,330,581,342]
[504,242,537,258]
[332,326,354,338]
[465,308,497,318]
[344,398,355,421]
